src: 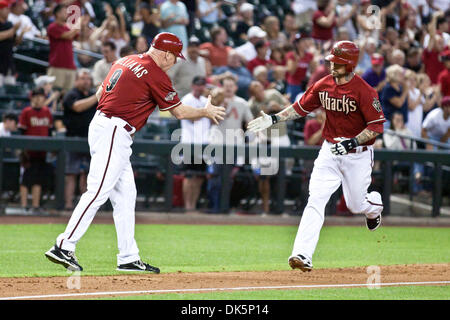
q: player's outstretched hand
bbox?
[247,111,273,133]
[205,95,226,125]
[330,137,359,155]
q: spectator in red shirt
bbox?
[422,11,447,84]
[199,26,232,68]
[312,0,356,43]
[246,40,275,75]
[303,107,326,146]
[438,50,450,97]
[46,4,78,93]
[18,88,53,214]
[285,33,314,102]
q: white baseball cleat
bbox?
[288,254,313,272]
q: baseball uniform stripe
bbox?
[61,126,118,247]
[159,101,181,111]
[367,118,385,124]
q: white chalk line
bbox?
[1,280,449,300]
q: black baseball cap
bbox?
[192,76,206,85]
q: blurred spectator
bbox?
[356,0,381,42]
[383,112,417,150]
[362,53,387,93]
[422,11,447,84]
[263,16,288,49]
[417,73,441,118]
[92,41,117,88]
[18,88,53,214]
[269,45,287,66]
[423,10,450,49]
[198,0,223,26]
[235,26,266,63]
[356,37,377,74]
[272,65,287,94]
[160,0,189,49]
[312,0,356,42]
[209,75,253,146]
[336,0,358,40]
[47,4,78,92]
[168,35,207,99]
[304,108,326,146]
[405,70,424,140]
[336,26,350,41]
[437,49,450,97]
[75,12,97,68]
[182,0,197,37]
[0,0,25,87]
[62,69,97,210]
[285,33,314,102]
[282,10,299,44]
[120,45,135,57]
[213,50,252,99]
[8,0,41,39]
[253,65,274,90]
[404,47,423,73]
[248,81,291,215]
[199,26,232,68]
[307,57,330,89]
[246,40,274,75]
[390,48,406,67]
[89,3,130,57]
[34,75,60,112]
[134,35,149,54]
[0,112,18,137]
[139,2,160,44]
[422,96,450,149]
[231,2,255,45]
[180,76,210,212]
[380,64,409,128]
[291,0,316,30]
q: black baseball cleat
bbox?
[366,214,382,231]
[288,254,313,272]
[117,260,160,273]
[45,244,83,271]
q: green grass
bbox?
[97,286,450,300]
[0,224,448,277]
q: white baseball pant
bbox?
[56,111,140,265]
[291,140,383,261]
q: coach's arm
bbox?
[170,95,226,125]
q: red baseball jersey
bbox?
[293,74,385,146]
[19,106,53,159]
[98,54,181,131]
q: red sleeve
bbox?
[18,109,29,130]
[360,88,386,133]
[47,23,64,39]
[148,72,181,111]
[292,83,321,117]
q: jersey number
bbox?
[105,69,123,92]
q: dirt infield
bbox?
[0,264,448,299]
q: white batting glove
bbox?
[247,111,274,133]
[330,137,359,156]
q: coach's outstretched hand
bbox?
[205,95,226,125]
[247,111,273,133]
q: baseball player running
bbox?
[45,33,225,272]
[248,41,385,272]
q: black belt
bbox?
[99,112,134,133]
[348,146,368,153]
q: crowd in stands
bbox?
[0,0,449,214]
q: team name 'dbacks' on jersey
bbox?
[293,74,386,146]
[97,54,181,131]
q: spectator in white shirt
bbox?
[180,76,210,212]
[8,0,41,39]
[0,113,18,137]
[234,26,267,63]
[422,96,450,149]
[92,41,117,88]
